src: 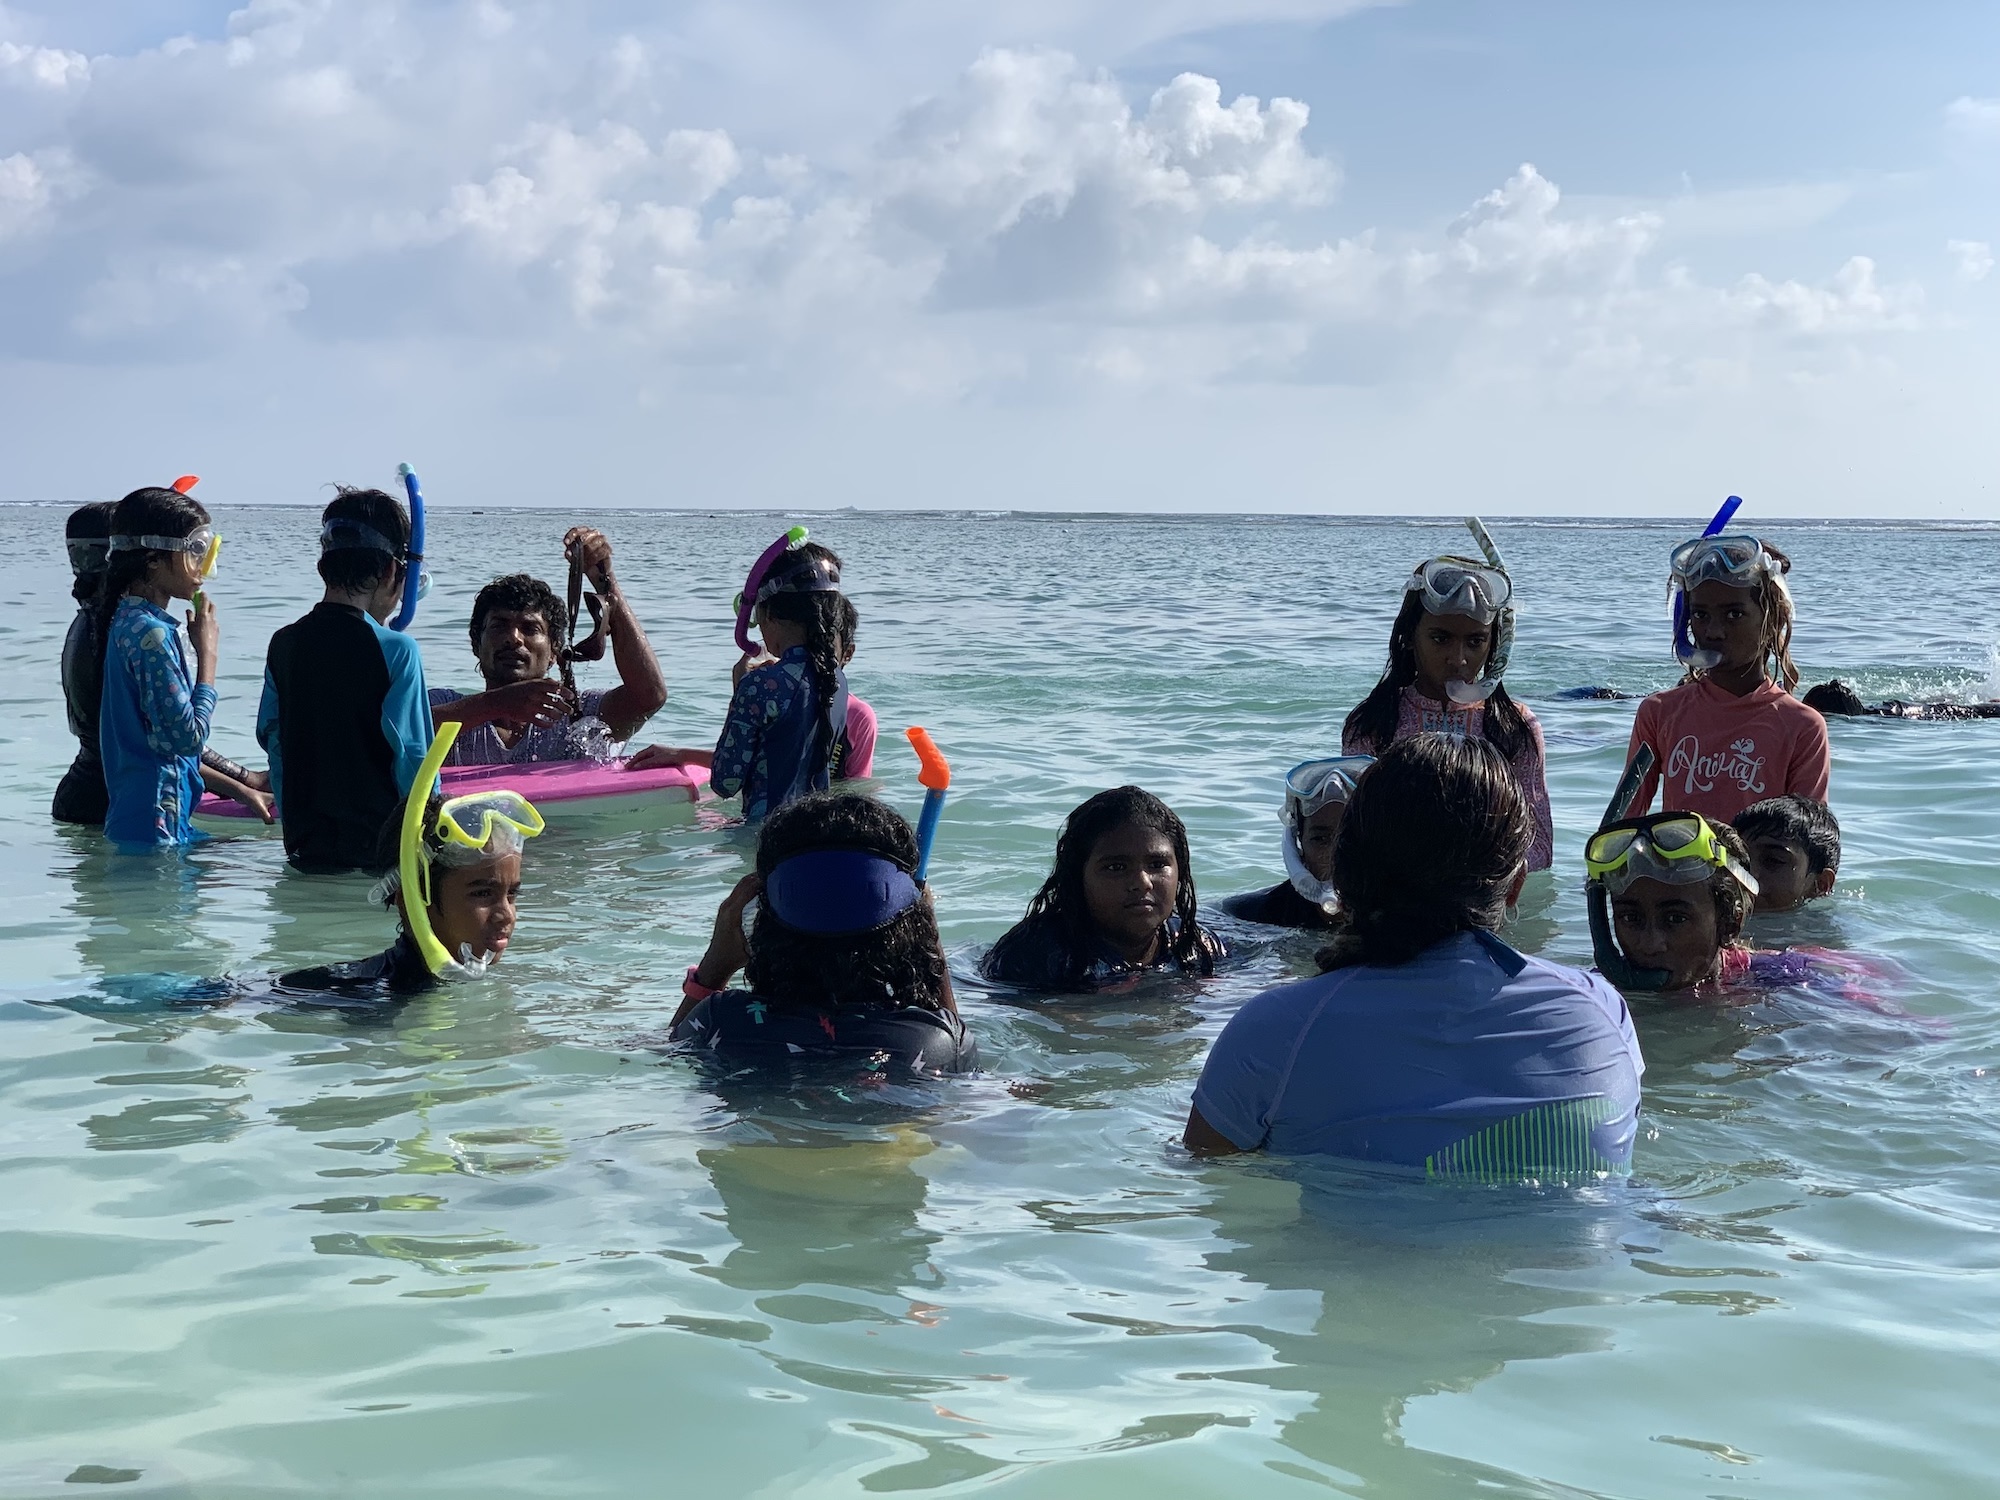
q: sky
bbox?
[1,0,1996,516]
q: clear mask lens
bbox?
[1670,533,1766,586]
[1412,558,1510,623]
[435,792,545,850]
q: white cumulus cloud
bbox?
[1947,238,1993,282]
[0,6,1932,398]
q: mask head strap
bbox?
[321,519,407,559]
[109,525,214,557]
[762,849,921,935]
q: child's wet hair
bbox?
[758,542,846,764]
[1705,822,1756,945]
[1315,733,1527,972]
[318,486,411,594]
[66,501,115,602]
[468,573,569,649]
[746,791,948,1013]
[1732,794,1841,876]
[1016,786,1209,976]
[1803,680,1866,717]
[831,591,860,662]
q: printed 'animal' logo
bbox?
[1668,734,1766,797]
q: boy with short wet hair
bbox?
[1732,794,1840,912]
[258,488,432,874]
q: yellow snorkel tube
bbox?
[398,722,546,976]
[401,723,463,976]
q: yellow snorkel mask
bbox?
[397,722,545,975]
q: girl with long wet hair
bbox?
[1342,527,1554,870]
[981,786,1228,992]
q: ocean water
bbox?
[2,505,1997,1499]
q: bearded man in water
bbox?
[429,527,667,765]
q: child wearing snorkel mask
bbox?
[1219,757,1371,930]
[279,727,544,999]
[95,487,231,848]
[1342,521,1554,871]
[1622,532,1828,825]
[670,792,974,1077]
[653,539,850,821]
[1588,813,1760,994]
[1585,809,1897,1009]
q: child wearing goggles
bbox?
[1589,813,1760,992]
[669,792,974,1077]
[96,486,232,848]
[1589,809,1894,1008]
[1622,532,1829,824]
[278,771,542,1000]
[635,538,850,822]
[1219,757,1371,930]
[1342,522,1554,870]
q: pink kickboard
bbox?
[196,758,708,820]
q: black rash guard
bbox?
[979,913,1229,992]
[276,933,437,1003]
[671,990,977,1077]
[1219,881,1336,931]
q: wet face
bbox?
[1611,876,1725,990]
[1299,801,1346,883]
[1744,835,1828,912]
[1687,581,1766,674]
[427,851,522,964]
[475,607,556,687]
[148,548,203,602]
[1410,612,1492,700]
[1081,822,1181,962]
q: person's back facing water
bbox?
[1187,735,1642,1177]
[670,792,975,1078]
[258,487,431,874]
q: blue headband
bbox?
[762,849,921,935]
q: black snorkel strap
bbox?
[1588,745,1673,993]
[558,553,608,699]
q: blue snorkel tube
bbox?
[1671,495,1744,666]
[391,462,428,633]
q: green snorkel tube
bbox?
[1586,745,1672,992]
[399,723,461,976]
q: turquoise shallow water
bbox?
[3,505,1999,1498]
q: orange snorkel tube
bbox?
[905,727,950,885]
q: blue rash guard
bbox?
[99,596,216,848]
[1192,930,1644,1178]
[258,602,431,874]
[710,645,849,821]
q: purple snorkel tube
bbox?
[734,526,809,656]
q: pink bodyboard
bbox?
[196,758,708,820]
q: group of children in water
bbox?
[54,482,1913,1178]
